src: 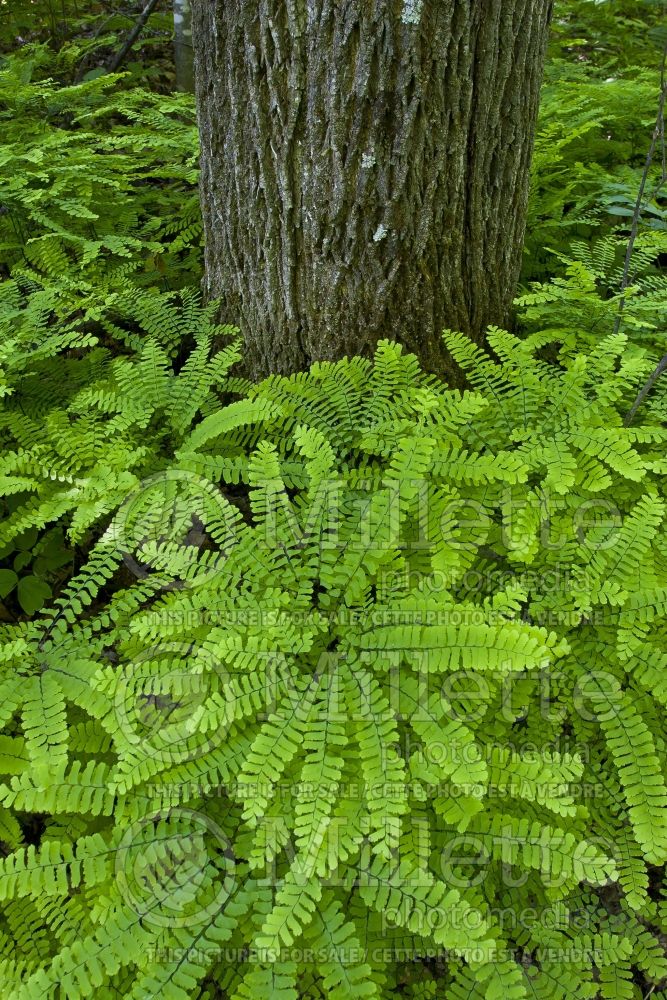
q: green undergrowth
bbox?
[0,2,666,997]
[0,332,667,999]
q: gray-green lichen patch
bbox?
[401,0,424,25]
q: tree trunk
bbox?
[191,1,553,381]
[174,0,194,93]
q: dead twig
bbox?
[107,0,161,74]
[624,353,667,426]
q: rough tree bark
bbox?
[191,1,553,380]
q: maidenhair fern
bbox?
[1,15,667,999]
[0,335,666,998]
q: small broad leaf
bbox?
[16,577,52,616]
[15,528,38,552]
[13,552,32,573]
[0,569,18,599]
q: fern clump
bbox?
[0,334,666,998]
[0,49,237,566]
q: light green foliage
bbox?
[0,4,666,998]
[0,333,665,997]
